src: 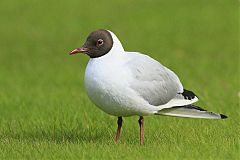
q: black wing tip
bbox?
[220,114,228,119]
[180,89,197,100]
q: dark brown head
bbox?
[70,29,113,58]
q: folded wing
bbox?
[125,52,184,106]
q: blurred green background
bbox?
[0,0,239,159]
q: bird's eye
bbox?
[97,39,104,46]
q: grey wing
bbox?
[125,52,183,106]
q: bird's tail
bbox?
[155,105,227,119]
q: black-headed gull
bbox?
[69,29,227,145]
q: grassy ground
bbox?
[0,0,239,159]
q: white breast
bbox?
[85,57,127,116]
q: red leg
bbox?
[116,117,122,144]
[138,116,144,145]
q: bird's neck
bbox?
[108,30,124,52]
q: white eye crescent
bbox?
[97,39,104,46]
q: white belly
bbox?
[84,59,153,116]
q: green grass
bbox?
[0,0,239,159]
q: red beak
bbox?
[69,47,89,55]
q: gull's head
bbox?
[70,29,123,58]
